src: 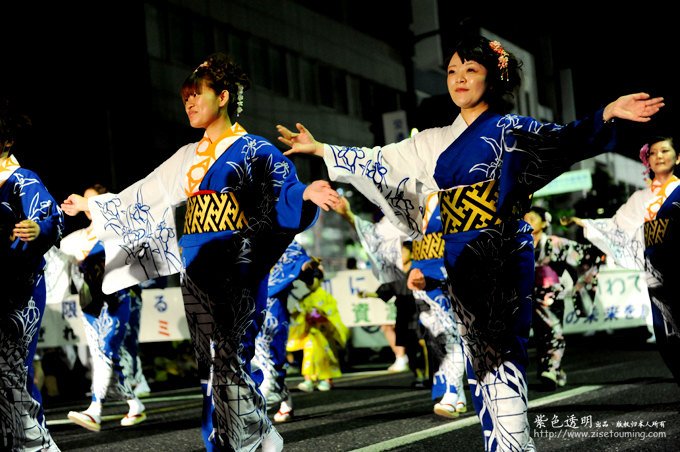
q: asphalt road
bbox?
[45,328,680,451]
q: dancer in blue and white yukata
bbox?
[407,193,467,418]
[252,239,312,423]
[1,98,63,451]
[278,36,663,452]
[62,53,339,452]
[60,184,148,432]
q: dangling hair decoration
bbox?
[236,83,244,117]
[639,143,651,179]
[489,41,509,81]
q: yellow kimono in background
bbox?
[287,286,349,380]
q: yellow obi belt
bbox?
[438,179,502,235]
[644,217,671,248]
[184,191,248,234]
[413,232,444,261]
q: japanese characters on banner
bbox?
[37,268,650,348]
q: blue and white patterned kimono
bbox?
[322,110,616,451]
[411,195,466,405]
[0,160,63,452]
[87,125,318,452]
[252,240,310,407]
[58,232,142,405]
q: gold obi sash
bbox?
[413,232,444,261]
[438,179,502,235]
[184,191,248,234]
[644,218,671,248]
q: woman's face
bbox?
[523,211,546,234]
[183,82,228,130]
[447,53,489,111]
[648,139,679,177]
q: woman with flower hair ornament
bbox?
[277,35,664,451]
[564,136,680,386]
[61,53,340,452]
[1,98,63,451]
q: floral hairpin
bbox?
[236,83,244,117]
[639,143,651,178]
[489,41,509,81]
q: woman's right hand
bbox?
[276,123,325,157]
[407,268,426,291]
[61,194,89,217]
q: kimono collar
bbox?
[0,154,20,189]
[645,175,680,221]
[185,123,248,196]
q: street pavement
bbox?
[46,328,680,451]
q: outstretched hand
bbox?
[276,123,325,157]
[303,180,340,211]
[61,194,89,217]
[603,93,664,122]
[13,219,40,242]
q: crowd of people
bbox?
[1,34,674,452]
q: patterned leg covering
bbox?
[82,293,136,403]
[413,288,466,401]
[532,301,565,375]
[1,276,60,451]
[182,273,273,452]
[252,295,290,407]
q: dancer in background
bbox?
[287,263,350,392]
[278,35,662,451]
[565,136,680,385]
[252,240,313,423]
[524,206,597,389]
[359,241,428,388]
[1,98,63,451]
[332,196,411,371]
[62,53,338,452]
[407,193,467,417]
[60,184,148,431]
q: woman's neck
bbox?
[654,171,676,187]
[460,103,489,126]
[205,115,233,142]
[533,230,543,247]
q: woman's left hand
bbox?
[303,180,341,211]
[603,93,664,122]
[13,219,40,242]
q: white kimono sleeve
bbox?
[581,188,650,271]
[322,119,465,239]
[354,215,410,284]
[88,143,197,294]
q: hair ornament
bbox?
[194,61,209,73]
[236,83,244,117]
[639,143,651,178]
[489,40,509,81]
[544,211,552,224]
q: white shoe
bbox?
[387,356,409,372]
[297,380,314,392]
[261,429,284,452]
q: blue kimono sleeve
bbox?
[499,109,617,213]
[254,138,319,232]
[11,169,64,260]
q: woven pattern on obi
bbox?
[644,218,671,248]
[413,232,444,261]
[184,191,247,234]
[438,179,501,235]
